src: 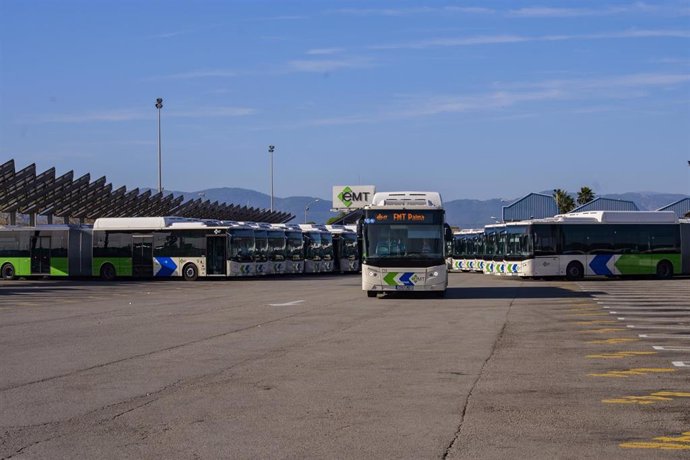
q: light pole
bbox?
[269,145,275,211]
[155,98,163,193]
[305,198,319,223]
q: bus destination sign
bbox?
[364,210,442,225]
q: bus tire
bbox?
[565,261,584,280]
[183,263,198,281]
[366,290,377,298]
[433,290,446,298]
[1,263,15,280]
[656,260,673,279]
[100,263,116,281]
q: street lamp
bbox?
[305,198,319,223]
[269,145,275,211]
[155,98,163,193]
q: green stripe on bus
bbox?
[0,257,31,276]
[93,257,133,277]
[615,254,681,275]
[50,257,69,276]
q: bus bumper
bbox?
[362,265,447,292]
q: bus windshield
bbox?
[267,230,286,261]
[229,229,254,262]
[321,233,334,261]
[286,231,304,261]
[305,232,322,260]
[365,224,443,263]
[254,230,268,262]
[342,234,358,258]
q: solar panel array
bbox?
[0,160,294,224]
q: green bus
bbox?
[0,225,92,279]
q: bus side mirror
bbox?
[356,219,363,238]
[444,224,453,242]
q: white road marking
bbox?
[672,361,689,368]
[627,324,690,330]
[268,300,305,307]
[639,334,690,340]
[653,346,690,351]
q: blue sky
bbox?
[1,0,689,202]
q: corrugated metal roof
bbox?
[502,193,558,222]
[657,197,690,218]
[571,197,639,212]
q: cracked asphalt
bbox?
[1,275,688,459]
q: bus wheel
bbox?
[366,291,377,298]
[656,261,673,279]
[183,263,198,281]
[100,263,116,281]
[1,263,15,280]
[565,261,584,280]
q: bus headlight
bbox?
[368,271,377,277]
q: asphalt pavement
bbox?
[0,274,688,459]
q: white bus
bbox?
[93,217,234,280]
[326,224,360,273]
[300,224,335,273]
[497,211,690,279]
[359,191,452,297]
[272,224,305,274]
[449,229,484,272]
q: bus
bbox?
[498,211,690,279]
[326,224,360,273]
[359,191,452,297]
[92,217,234,280]
[482,223,504,275]
[449,229,483,272]
[224,222,256,277]
[0,224,92,279]
[272,224,305,274]
[300,224,330,273]
[266,227,288,274]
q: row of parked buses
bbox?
[448,211,690,280]
[0,217,360,281]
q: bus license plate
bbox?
[395,285,414,291]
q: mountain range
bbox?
[172,188,689,229]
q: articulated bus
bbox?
[449,229,484,272]
[494,212,690,279]
[360,191,453,297]
[0,225,92,279]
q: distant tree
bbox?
[577,186,595,205]
[685,210,690,218]
[327,212,348,225]
[553,189,576,214]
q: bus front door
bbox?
[132,235,153,277]
[206,236,227,276]
[30,236,51,274]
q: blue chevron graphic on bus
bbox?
[589,254,614,275]
[155,257,177,276]
[399,272,415,286]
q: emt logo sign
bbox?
[332,185,375,211]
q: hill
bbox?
[170,188,688,227]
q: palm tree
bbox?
[553,189,576,214]
[577,186,595,205]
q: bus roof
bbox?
[367,191,443,209]
[93,216,228,230]
[553,211,678,224]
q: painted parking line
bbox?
[586,351,656,359]
[620,431,690,451]
[268,300,305,307]
[588,368,676,378]
[627,325,690,331]
[610,311,690,316]
[604,391,690,405]
[653,346,690,351]
[639,334,690,340]
[578,328,628,334]
[673,362,690,368]
[587,338,640,344]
